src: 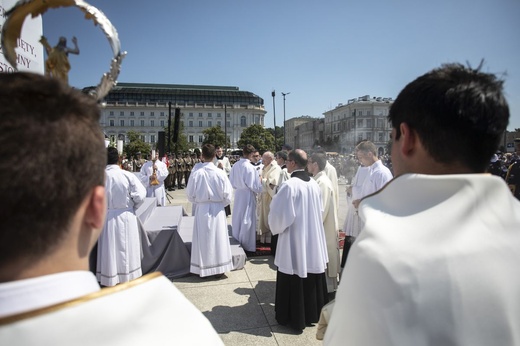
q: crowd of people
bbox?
[2,63,520,345]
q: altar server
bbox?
[96,147,146,286]
[325,63,520,346]
[269,149,329,330]
[0,73,224,345]
[187,144,234,278]
[139,150,169,206]
[229,144,263,253]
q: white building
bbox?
[87,83,266,149]
[323,95,393,155]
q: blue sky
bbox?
[42,0,520,130]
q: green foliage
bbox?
[202,125,230,148]
[124,130,151,158]
[266,126,284,151]
[237,124,276,152]
[164,122,192,154]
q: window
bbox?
[366,119,372,128]
[217,121,221,127]
[140,120,145,127]
[357,119,363,128]
[140,111,144,116]
[208,113,212,118]
[189,112,194,117]
[189,120,193,127]
[110,135,116,142]
[140,135,145,141]
[198,135,203,143]
[130,111,134,116]
[160,112,164,116]
[109,111,114,116]
[357,133,363,141]
[226,121,230,128]
[358,110,363,116]
[130,120,135,127]
[120,120,124,126]
[377,119,385,128]
[151,135,156,143]
[367,110,371,116]
[160,120,165,127]
[198,113,203,117]
[198,120,203,127]
[333,123,337,131]
[109,119,115,126]
[150,120,155,127]
[120,111,124,116]
[208,121,212,127]
[189,135,194,143]
[378,132,384,141]
[240,116,246,127]
[366,132,373,141]
[217,113,222,118]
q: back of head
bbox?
[0,72,105,266]
[242,144,256,157]
[276,151,287,161]
[107,147,119,165]
[311,152,327,171]
[288,149,308,169]
[355,141,377,157]
[389,63,509,172]
[201,143,216,161]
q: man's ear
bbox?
[398,122,418,158]
[84,186,106,230]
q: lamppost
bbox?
[224,104,227,153]
[281,92,290,145]
[272,90,276,150]
[168,101,172,154]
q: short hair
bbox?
[0,72,105,265]
[262,151,274,160]
[201,143,216,160]
[389,63,509,172]
[288,149,308,168]
[107,147,119,165]
[282,144,293,151]
[310,152,327,171]
[242,144,256,156]
[356,141,377,156]
[276,151,287,161]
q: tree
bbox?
[124,131,151,159]
[202,125,230,148]
[237,124,276,153]
[266,126,284,151]
[164,122,192,154]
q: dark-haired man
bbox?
[187,144,233,278]
[325,63,520,345]
[229,145,262,253]
[0,73,223,344]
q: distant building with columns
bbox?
[85,83,265,149]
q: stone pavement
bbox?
[164,176,348,345]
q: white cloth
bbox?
[342,165,370,237]
[258,162,281,236]
[216,155,232,176]
[0,271,99,318]
[139,159,169,206]
[229,158,262,252]
[313,171,340,292]
[0,273,224,345]
[186,162,234,277]
[268,173,329,277]
[325,174,520,346]
[97,165,146,286]
[324,161,340,210]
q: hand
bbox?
[352,199,360,209]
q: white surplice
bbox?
[342,165,370,237]
[324,161,340,210]
[186,162,233,277]
[258,162,282,238]
[0,272,224,345]
[313,171,339,292]
[229,158,262,252]
[97,165,146,287]
[139,159,169,206]
[325,174,520,346]
[268,173,329,277]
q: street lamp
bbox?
[272,90,276,149]
[168,101,172,154]
[281,92,290,145]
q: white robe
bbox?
[324,161,340,210]
[268,173,329,277]
[313,171,339,292]
[186,162,234,277]
[229,158,262,252]
[139,159,169,206]
[325,174,520,346]
[342,165,370,237]
[258,162,281,237]
[0,272,224,345]
[97,165,146,287]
